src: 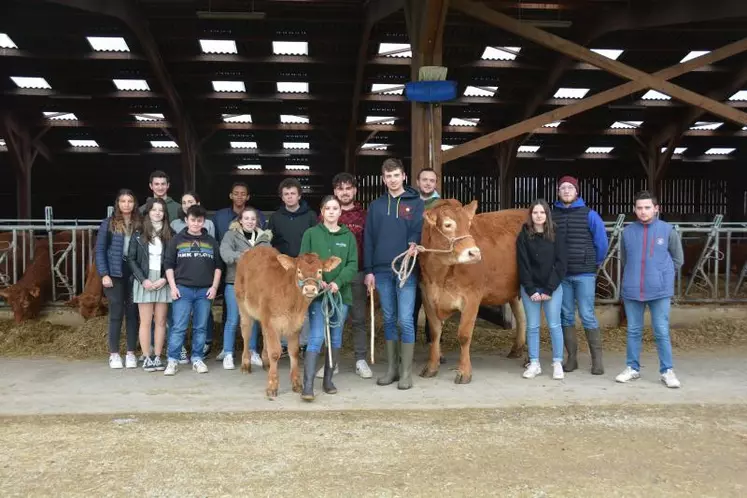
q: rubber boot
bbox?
[562,326,578,372]
[397,342,415,390]
[323,348,340,394]
[585,328,604,375]
[377,340,400,386]
[301,350,319,401]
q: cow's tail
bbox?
[507,295,527,360]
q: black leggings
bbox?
[104,271,139,353]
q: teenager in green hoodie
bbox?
[298,195,358,401]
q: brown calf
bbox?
[0,240,52,323]
[234,245,340,399]
[67,261,108,319]
[418,199,527,384]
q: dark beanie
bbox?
[558,175,579,192]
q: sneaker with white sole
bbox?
[109,353,123,369]
[660,369,681,388]
[125,353,138,369]
[192,359,208,374]
[316,362,339,378]
[153,356,166,371]
[164,359,178,376]
[179,346,189,365]
[143,356,156,372]
[552,361,564,380]
[615,366,641,383]
[223,354,235,370]
[522,360,541,379]
[250,351,263,367]
[215,350,226,361]
[356,359,373,379]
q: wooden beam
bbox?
[443,35,747,163]
[452,0,747,127]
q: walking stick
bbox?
[325,316,333,368]
[369,285,375,364]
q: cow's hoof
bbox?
[454,372,472,384]
[291,381,302,393]
[262,361,270,371]
[506,347,523,359]
[419,365,439,378]
[240,363,252,374]
[266,388,278,399]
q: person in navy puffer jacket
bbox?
[615,190,684,388]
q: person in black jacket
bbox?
[128,198,174,372]
[516,199,568,380]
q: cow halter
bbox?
[297,276,322,291]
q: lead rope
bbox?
[391,230,473,288]
[319,285,344,368]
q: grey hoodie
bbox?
[219,220,273,283]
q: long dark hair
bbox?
[180,191,201,221]
[525,198,555,241]
[110,189,141,234]
[142,198,172,245]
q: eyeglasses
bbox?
[558,186,576,192]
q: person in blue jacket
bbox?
[212,182,266,242]
[616,190,683,388]
[553,175,609,375]
[363,158,424,390]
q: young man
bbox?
[553,175,608,375]
[268,178,317,257]
[212,182,266,242]
[616,190,683,388]
[364,158,424,390]
[139,170,181,222]
[163,204,223,376]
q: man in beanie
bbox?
[553,175,608,375]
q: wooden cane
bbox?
[325,317,333,368]
[369,286,375,364]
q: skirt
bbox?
[133,269,173,304]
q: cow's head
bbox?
[277,253,342,299]
[423,199,481,265]
[0,285,41,323]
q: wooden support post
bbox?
[496,140,517,209]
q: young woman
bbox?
[516,198,568,380]
[298,195,358,401]
[128,198,173,372]
[218,207,272,370]
[95,189,141,369]
[171,191,215,237]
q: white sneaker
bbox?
[316,362,339,378]
[522,360,541,379]
[552,361,564,380]
[223,354,235,370]
[660,369,681,388]
[615,366,641,383]
[109,353,123,369]
[215,350,226,361]
[164,359,178,376]
[192,359,208,374]
[178,346,189,365]
[356,359,373,379]
[125,353,138,369]
[250,351,263,367]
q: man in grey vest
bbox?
[553,175,608,375]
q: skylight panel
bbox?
[0,139,6,150]
[464,85,498,97]
[286,165,310,171]
[86,36,129,52]
[378,43,411,58]
[0,33,18,49]
[10,76,51,89]
[480,46,521,61]
[641,90,671,100]
[365,116,396,125]
[277,82,309,93]
[610,121,643,129]
[661,147,687,155]
[681,50,709,63]
[222,113,252,123]
[441,144,454,151]
[151,140,178,148]
[690,121,723,131]
[585,146,614,154]
[371,83,404,95]
[212,80,246,92]
[449,117,479,127]
[134,113,165,122]
[283,142,310,150]
[360,143,389,150]
[543,121,562,128]
[230,141,258,149]
[113,79,149,91]
[590,48,623,60]
[728,90,747,101]
[199,39,238,54]
[43,111,78,121]
[518,145,540,153]
[704,147,735,155]
[68,139,99,148]
[237,164,262,170]
[280,115,309,124]
[272,41,308,55]
[554,88,589,99]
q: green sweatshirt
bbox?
[299,223,358,305]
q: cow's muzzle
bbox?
[456,246,482,264]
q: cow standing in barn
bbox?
[418,199,528,384]
[234,245,340,399]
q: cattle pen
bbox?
[2,0,747,496]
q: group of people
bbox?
[95,161,682,398]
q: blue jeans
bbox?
[521,286,564,362]
[306,298,349,353]
[168,285,212,363]
[222,284,260,354]
[375,271,417,344]
[561,274,599,329]
[623,297,674,373]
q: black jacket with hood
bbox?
[267,200,317,257]
[516,224,568,296]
